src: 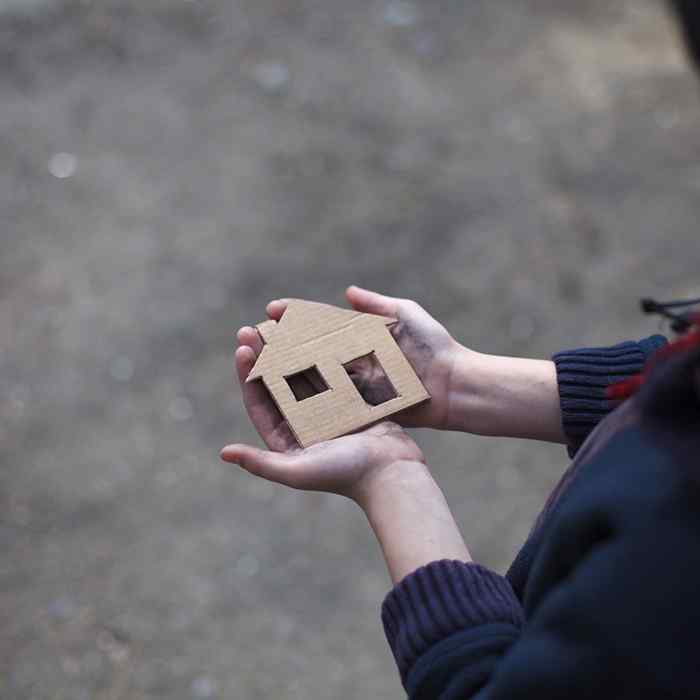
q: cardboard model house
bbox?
[246,300,430,448]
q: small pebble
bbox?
[235,554,259,578]
[192,675,216,699]
[109,355,134,383]
[61,656,81,676]
[48,595,77,621]
[253,62,289,93]
[384,1,418,28]
[48,152,77,179]
[503,115,535,144]
[168,397,193,422]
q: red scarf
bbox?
[606,313,700,401]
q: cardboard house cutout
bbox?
[246,300,430,448]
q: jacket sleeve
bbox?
[552,335,666,456]
[381,561,525,692]
[382,424,700,699]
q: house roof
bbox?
[246,299,396,382]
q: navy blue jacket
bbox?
[382,334,700,698]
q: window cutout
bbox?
[343,352,398,406]
[285,366,330,402]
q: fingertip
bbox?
[236,345,255,360]
[236,326,252,344]
[221,442,256,463]
[235,345,257,382]
[238,326,265,353]
[266,299,289,320]
[219,445,239,462]
[349,284,382,301]
[235,347,256,373]
[346,285,366,308]
[346,285,397,317]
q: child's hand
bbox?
[265,286,462,431]
[222,330,425,502]
[225,323,471,585]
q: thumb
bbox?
[220,443,302,488]
[346,285,400,318]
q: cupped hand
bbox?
[221,329,425,502]
[265,286,461,430]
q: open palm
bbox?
[221,325,424,501]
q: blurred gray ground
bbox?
[1,0,699,698]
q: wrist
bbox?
[352,459,433,513]
[444,346,500,433]
[355,460,471,584]
[447,348,565,442]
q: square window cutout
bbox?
[343,352,398,406]
[285,366,330,402]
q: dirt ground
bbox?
[1,1,699,698]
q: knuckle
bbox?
[407,299,423,312]
[398,298,420,314]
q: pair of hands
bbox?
[220,286,462,505]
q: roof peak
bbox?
[245,300,396,381]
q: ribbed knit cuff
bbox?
[552,335,667,457]
[381,560,524,686]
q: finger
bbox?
[266,299,290,321]
[237,326,264,356]
[235,345,257,384]
[220,443,303,488]
[346,285,400,318]
[235,347,296,451]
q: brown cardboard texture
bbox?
[246,300,430,448]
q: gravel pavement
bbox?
[2,1,699,698]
